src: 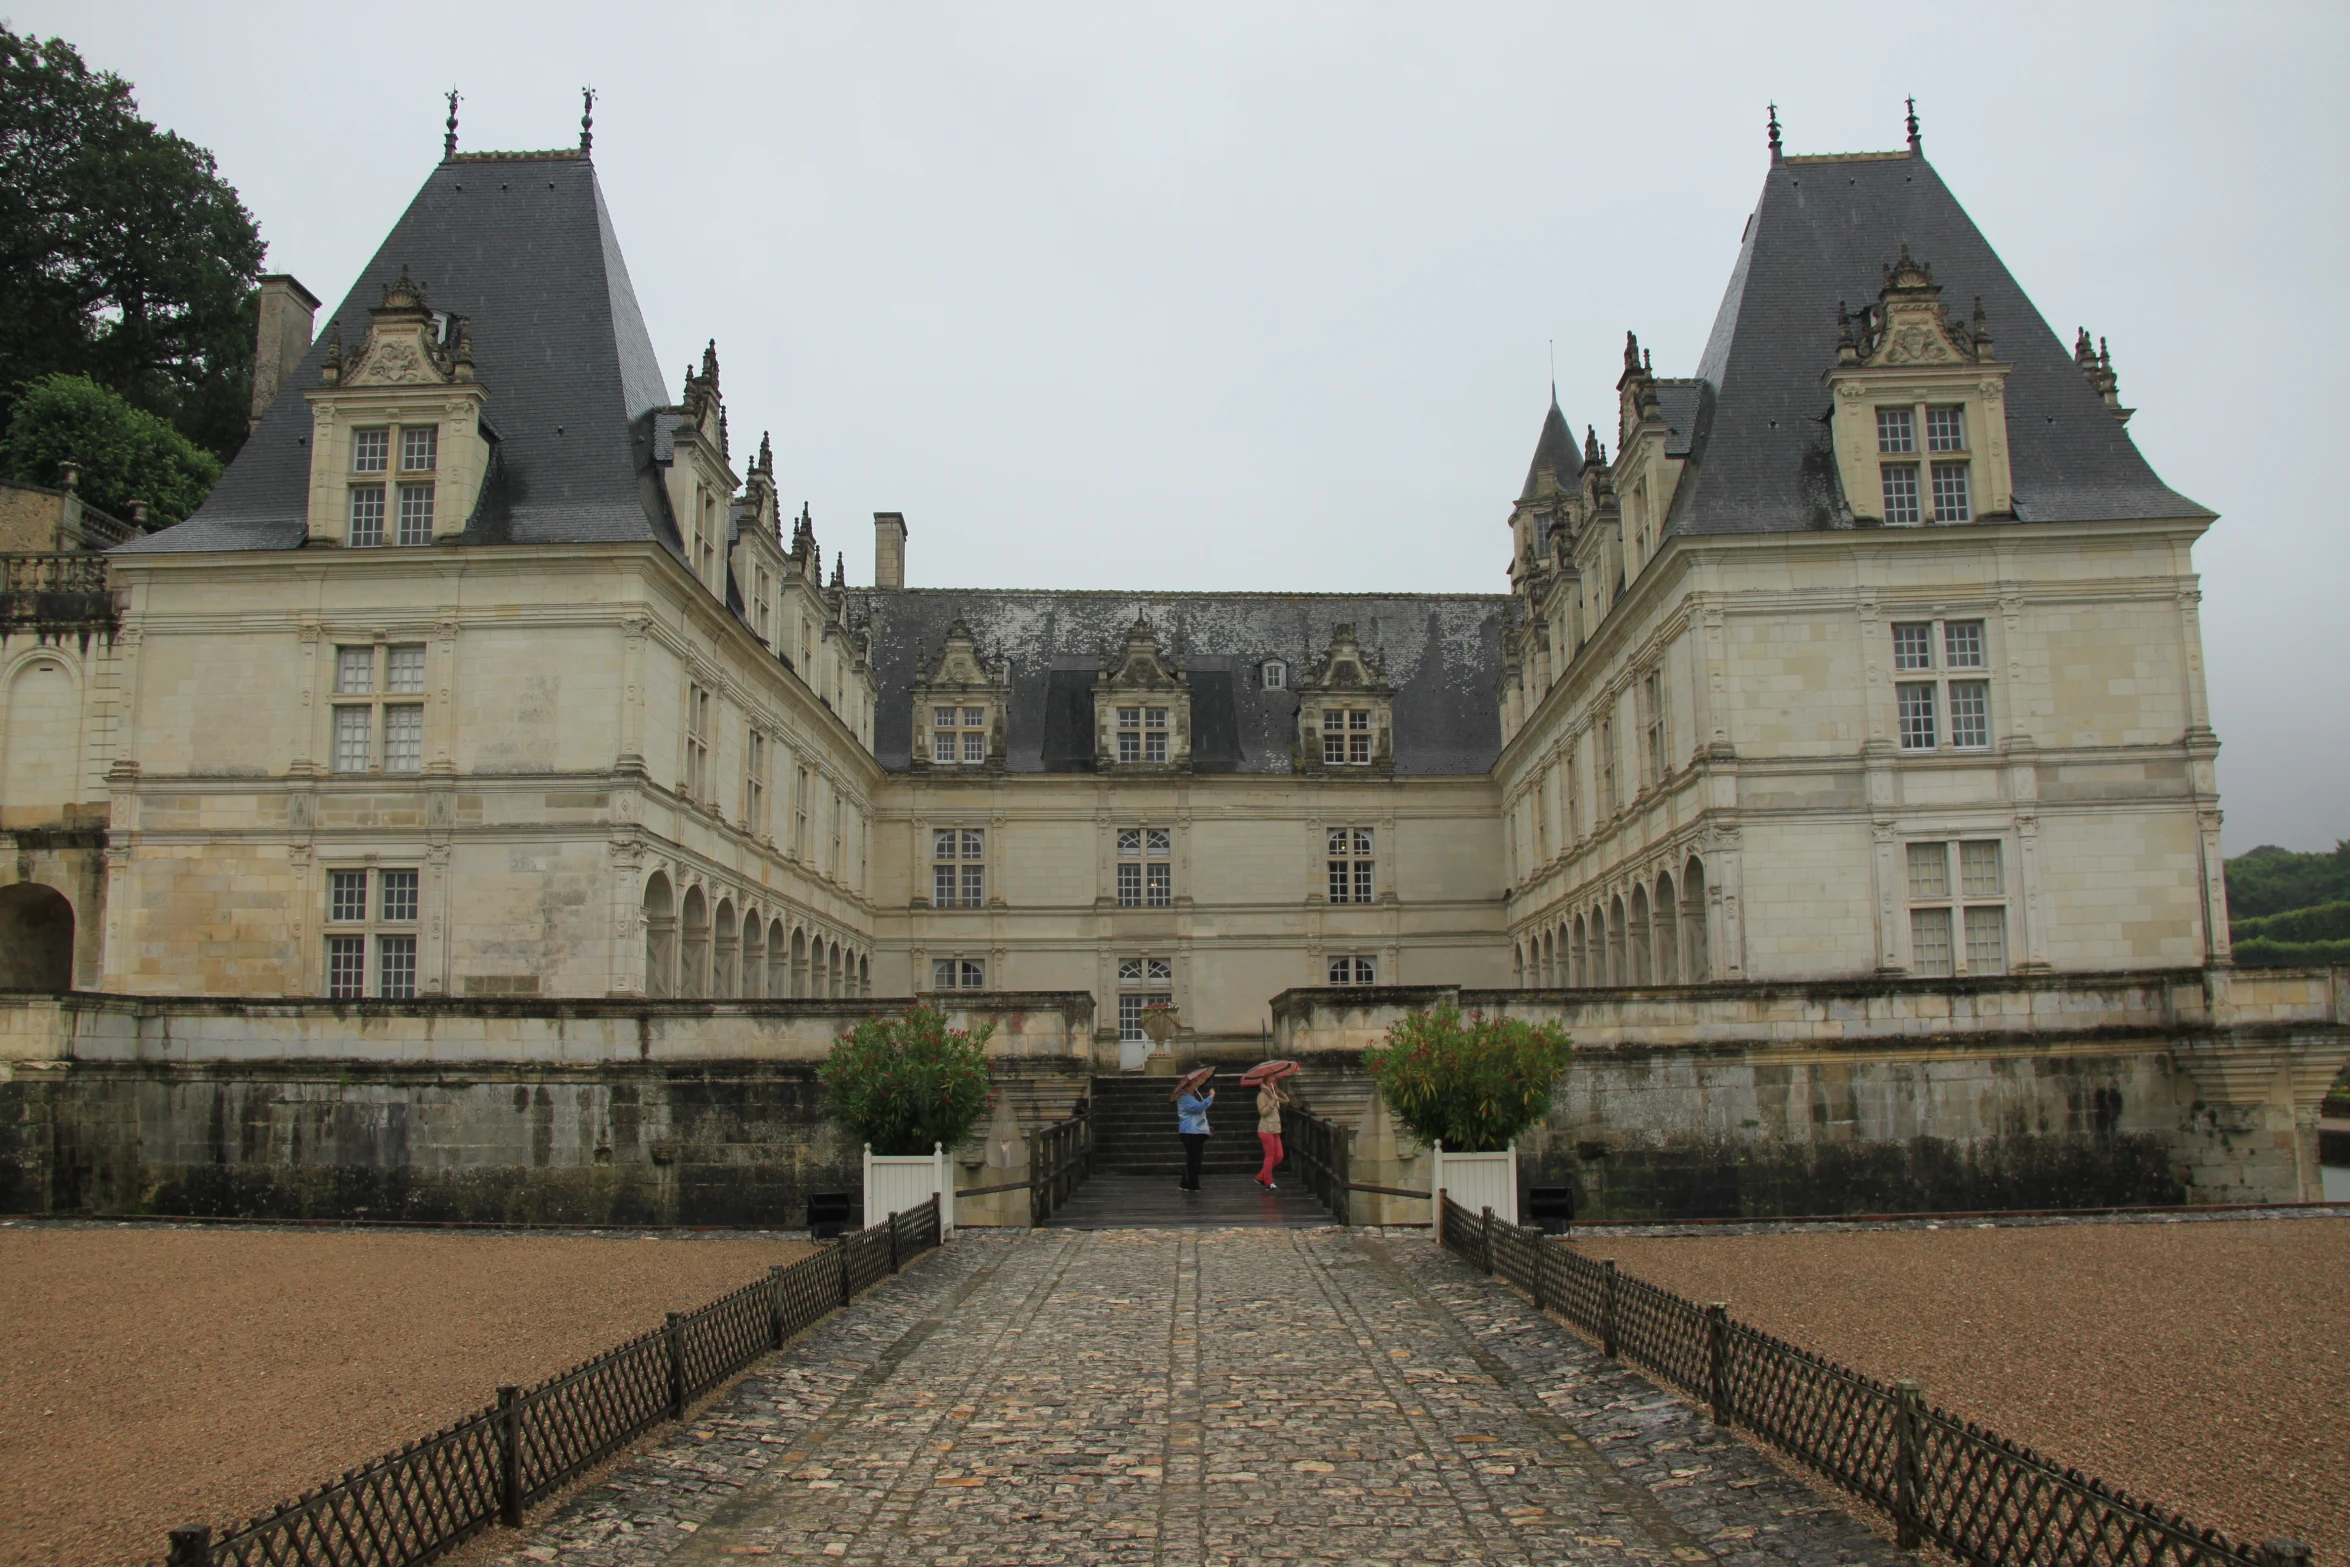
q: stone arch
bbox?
[642,871,676,999]
[767,918,788,998]
[858,952,871,997]
[791,927,809,997]
[741,909,765,998]
[1512,941,1525,988]
[1571,913,1588,988]
[827,940,842,998]
[1607,895,1627,985]
[1653,869,1680,984]
[712,896,739,997]
[679,885,709,999]
[1628,884,1652,985]
[1682,856,1711,981]
[0,882,74,990]
[3,655,79,815]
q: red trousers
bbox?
[1257,1131,1284,1184]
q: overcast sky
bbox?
[21,2,2347,853]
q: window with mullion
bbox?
[1116,706,1170,764]
[1891,620,1991,751]
[1116,956,1174,1041]
[1326,955,1377,985]
[931,957,987,990]
[931,827,985,908]
[930,705,989,765]
[323,866,420,997]
[1907,839,2008,976]
[1321,707,1372,765]
[1116,826,1170,907]
[1325,827,1375,904]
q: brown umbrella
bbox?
[1238,1059,1300,1086]
[1170,1066,1217,1100]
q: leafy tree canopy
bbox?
[2223,842,2350,921]
[819,1006,996,1157]
[1363,1003,1574,1152]
[1,373,220,524]
[0,28,264,463]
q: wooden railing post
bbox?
[1894,1379,1924,1550]
[1601,1259,1619,1359]
[497,1383,524,1526]
[1480,1206,1495,1274]
[2261,1542,2314,1567]
[767,1263,788,1346]
[166,1525,210,1567]
[888,1210,901,1273]
[665,1312,688,1421]
[1705,1303,1730,1425]
[838,1234,854,1305]
[1335,1123,1353,1227]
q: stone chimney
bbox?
[250,275,322,431]
[874,511,908,591]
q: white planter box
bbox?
[1430,1141,1517,1227]
[862,1142,953,1239]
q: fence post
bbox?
[166,1526,210,1567]
[666,1311,688,1421]
[838,1232,854,1305]
[2260,1543,2313,1567]
[1335,1124,1353,1227]
[888,1210,901,1273]
[1705,1304,1730,1426]
[1894,1379,1925,1550]
[1480,1206,1495,1274]
[767,1263,788,1347]
[497,1383,524,1526]
[1601,1259,1619,1359]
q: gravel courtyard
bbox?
[1570,1216,2345,1566]
[0,1223,813,1567]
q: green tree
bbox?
[1362,1003,1575,1152]
[819,1006,996,1156]
[2223,842,2350,921]
[0,29,265,462]
[1,372,220,524]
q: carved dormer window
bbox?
[1295,624,1395,777]
[908,615,1009,773]
[1828,249,2012,527]
[1093,616,1191,772]
[304,268,490,547]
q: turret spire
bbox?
[443,88,461,161]
[1767,102,1783,164]
[1905,96,1921,153]
[579,87,596,155]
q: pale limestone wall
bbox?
[1501,519,2224,986]
[871,774,1510,1051]
[98,545,881,999]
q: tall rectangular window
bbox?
[347,485,386,546]
[1117,956,1173,1041]
[1908,839,2008,976]
[329,868,369,923]
[378,936,417,1000]
[396,483,435,545]
[1964,906,2008,973]
[1931,462,1971,523]
[686,685,711,805]
[1322,708,1373,765]
[1876,408,1916,453]
[794,766,810,859]
[1115,707,1170,764]
[1326,827,1375,904]
[1881,463,1921,525]
[333,705,371,772]
[324,866,421,997]
[932,828,985,908]
[1909,907,1955,977]
[1116,826,1170,907]
[327,935,367,999]
[1599,717,1617,813]
[1949,681,1991,749]
[400,425,438,471]
[381,869,419,923]
[931,705,988,765]
[383,704,423,773]
[747,730,767,834]
[1896,682,1938,750]
[1640,669,1666,785]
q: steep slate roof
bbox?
[121,151,677,554]
[1519,398,1583,499]
[849,591,1510,776]
[1667,149,2208,536]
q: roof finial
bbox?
[443,88,461,161]
[1905,96,1921,153]
[1767,102,1783,164]
[579,87,596,155]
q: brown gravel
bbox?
[0,1225,813,1567]
[1570,1219,2346,1565]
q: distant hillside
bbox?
[2225,842,2350,967]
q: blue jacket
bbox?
[1176,1090,1213,1136]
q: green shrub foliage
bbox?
[1362,1003,1574,1152]
[2,372,220,523]
[819,1005,994,1156]
[2223,842,2350,921]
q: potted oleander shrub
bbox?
[822,1006,995,1231]
[1362,1002,1573,1224]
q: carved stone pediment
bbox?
[1296,623,1395,776]
[1102,615,1184,690]
[1092,615,1192,771]
[910,614,1011,773]
[334,267,469,389]
[1843,247,1993,370]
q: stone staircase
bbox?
[1086,1075,1264,1177]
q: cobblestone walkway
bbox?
[480,1229,1905,1567]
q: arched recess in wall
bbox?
[1607,896,1627,985]
[1682,857,1711,981]
[642,872,675,998]
[1512,942,1524,988]
[790,927,808,997]
[858,952,870,997]
[741,910,765,999]
[1571,914,1588,988]
[713,897,738,998]
[766,918,787,998]
[0,882,74,990]
[1629,886,1652,985]
[1653,870,1680,984]
[679,886,709,999]
[2,657,79,816]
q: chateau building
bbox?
[0,113,2232,1060]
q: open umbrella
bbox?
[1171,1065,1216,1098]
[1238,1059,1300,1086]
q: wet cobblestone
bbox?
[477,1229,1913,1566]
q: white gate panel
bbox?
[861,1142,952,1237]
[1430,1143,1518,1227]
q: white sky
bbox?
[21,1,2347,853]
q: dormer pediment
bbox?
[1297,623,1395,776]
[1092,615,1192,772]
[911,614,1011,773]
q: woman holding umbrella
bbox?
[1241,1060,1299,1191]
[1171,1067,1215,1192]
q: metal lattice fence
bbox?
[164,1195,944,1567]
[1436,1197,2304,1567]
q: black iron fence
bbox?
[1028,1113,1090,1226]
[160,1197,944,1567]
[1438,1196,2306,1567]
[1281,1104,1352,1222]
